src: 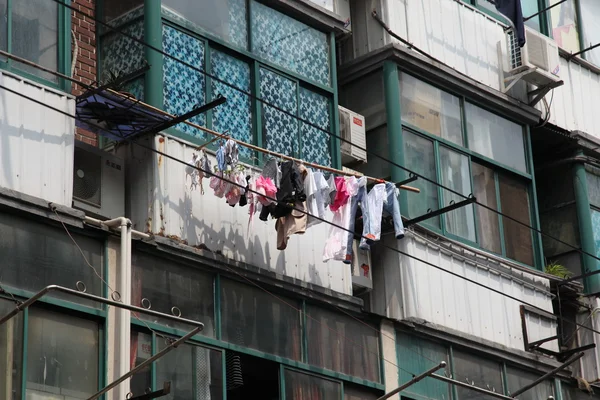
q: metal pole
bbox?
[523,0,567,21]
[87,326,201,400]
[0,285,205,329]
[377,361,447,400]
[430,374,516,400]
[509,352,584,397]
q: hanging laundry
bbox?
[323,176,358,262]
[185,153,201,191]
[261,157,282,188]
[225,171,247,207]
[216,142,226,172]
[306,171,330,227]
[326,174,337,207]
[275,163,309,250]
[225,139,239,171]
[239,175,251,207]
[330,176,350,212]
[363,182,405,245]
[260,161,306,220]
[343,176,371,265]
[255,175,277,206]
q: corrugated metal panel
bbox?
[373,232,558,352]
[385,0,506,91]
[126,134,353,295]
[538,58,600,139]
[0,71,75,207]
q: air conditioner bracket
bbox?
[501,67,537,93]
[528,79,564,106]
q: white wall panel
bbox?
[372,232,558,352]
[0,71,75,207]
[126,134,353,295]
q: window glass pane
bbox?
[221,279,302,359]
[162,0,248,49]
[130,331,152,397]
[550,0,580,53]
[506,367,553,400]
[100,20,145,85]
[26,309,98,399]
[156,340,223,400]
[307,0,334,12]
[522,0,540,31]
[472,163,502,254]
[211,49,252,159]
[102,0,143,25]
[300,88,332,167]
[131,252,215,336]
[403,130,440,228]
[586,168,600,208]
[452,351,503,400]
[563,384,594,400]
[400,73,463,146]
[260,68,299,157]
[12,0,58,82]
[396,333,451,400]
[0,0,6,54]
[163,25,207,139]
[439,147,476,241]
[499,173,534,265]
[0,299,22,400]
[306,305,380,382]
[0,213,104,306]
[465,103,527,173]
[251,0,330,86]
[591,209,600,263]
[580,0,600,66]
[344,384,379,400]
[285,369,341,400]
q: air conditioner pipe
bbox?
[84,216,149,399]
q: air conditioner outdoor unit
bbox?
[72,141,125,219]
[506,26,561,87]
[339,105,367,165]
[351,240,372,295]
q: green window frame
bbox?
[130,268,386,396]
[397,70,543,269]
[98,1,340,167]
[0,0,72,90]
[465,0,549,36]
[395,330,558,400]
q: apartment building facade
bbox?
[0,0,600,399]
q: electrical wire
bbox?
[3,80,598,364]
[52,0,600,272]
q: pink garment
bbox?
[323,176,359,262]
[255,175,277,206]
[330,176,350,212]
[210,173,231,198]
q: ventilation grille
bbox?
[508,30,523,69]
[73,146,102,206]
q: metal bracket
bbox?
[0,285,204,400]
[528,79,563,106]
[396,173,418,188]
[404,197,476,228]
[130,382,171,400]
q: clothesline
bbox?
[105,88,421,194]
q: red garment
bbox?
[329,176,349,212]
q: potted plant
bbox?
[102,68,136,99]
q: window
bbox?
[401,73,462,146]
[396,333,452,400]
[465,103,527,174]
[399,74,536,267]
[344,384,380,400]
[469,0,540,32]
[285,369,342,400]
[0,298,22,400]
[0,0,65,84]
[550,0,580,54]
[306,305,381,382]
[579,0,600,66]
[221,279,302,359]
[505,367,554,400]
[452,350,503,400]
[131,252,215,335]
[0,213,104,306]
[130,330,224,399]
[162,0,248,49]
[26,309,99,399]
[153,4,336,166]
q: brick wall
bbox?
[71,0,98,146]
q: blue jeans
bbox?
[343,180,370,264]
[381,182,405,241]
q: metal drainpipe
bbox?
[84,216,150,399]
[591,298,600,378]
